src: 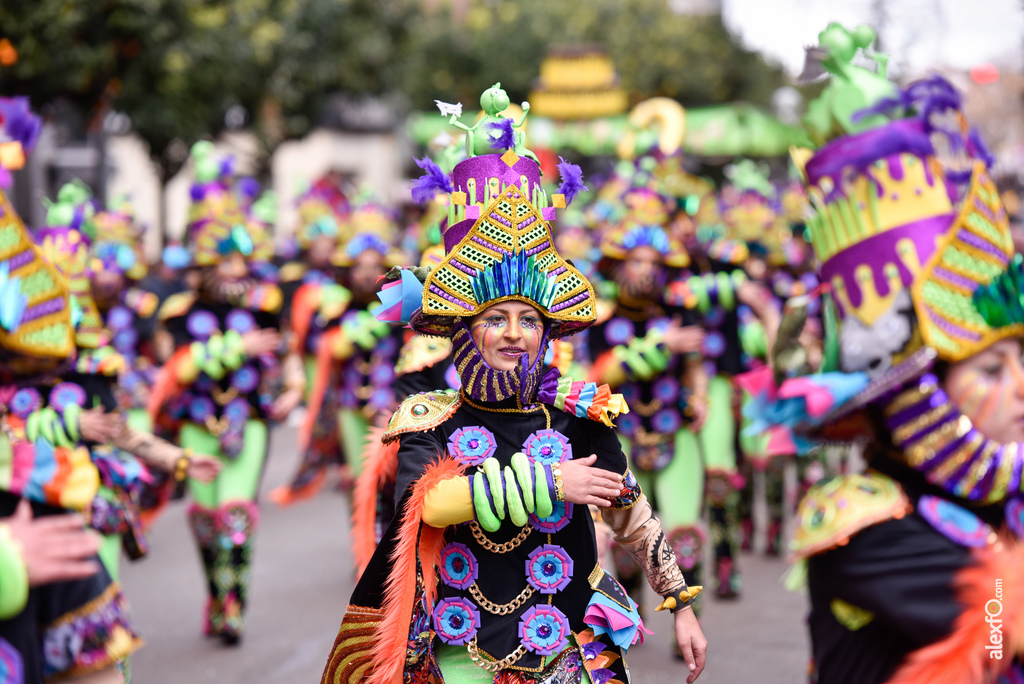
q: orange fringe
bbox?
[147,346,191,421]
[289,283,322,354]
[885,540,1024,684]
[298,326,340,452]
[351,425,400,577]
[367,454,465,684]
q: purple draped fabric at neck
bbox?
[452,319,549,407]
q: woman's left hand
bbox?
[674,607,707,683]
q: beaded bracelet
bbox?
[552,464,565,502]
[173,448,193,482]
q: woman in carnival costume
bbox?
[748,22,1024,684]
[0,176,143,682]
[322,85,707,684]
[149,141,304,644]
[269,193,405,505]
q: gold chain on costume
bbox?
[469,521,532,553]
[632,398,663,417]
[468,637,528,671]
[211,386,239,406]
[469,582,535,615]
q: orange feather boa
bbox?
[886,540,1024,684]
[367,454,464,684]
[351,425,400,578]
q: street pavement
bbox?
[121,426,809,683]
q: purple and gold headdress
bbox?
[381,96,595,340]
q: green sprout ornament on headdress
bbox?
[799,23,899,146]
[437,82,536,162]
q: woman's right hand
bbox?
[5,499,101,586]
[559,454,624,507]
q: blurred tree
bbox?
[0,0,416,181]
[0,0,785,180]
[400,0,789,113]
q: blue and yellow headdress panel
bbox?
[0,189,76,358]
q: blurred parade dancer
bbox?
[322,84,706,684]
[270,193,404,504]
[0,128,143,681]
[747,22,1024,684]
[588,210,709,620]
[149,141,303,644]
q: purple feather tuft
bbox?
[556,157,588,206]
[410,156,453,203]
[0,97,42,153]
[237,177,261,200]
[486,117,516,152]
[967,127,995,170]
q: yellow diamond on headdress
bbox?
[552,194,566,209]
[451,191,467,206]
[501,150,520,167]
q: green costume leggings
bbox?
[182,420,269,507]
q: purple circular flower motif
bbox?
[525,544,573,594]
[604,317,634,345]
[652,377,680,404]
[439,542,478,589]
[619,382,640,404]
[188,396,216,423]
[918,495,991,547]
[49,383,86,413]
[225,309,257,334]
[617,412,639,437]
[370,363,396,386]
[368,387,393,410]
[377,335,399,357]
[106,305,133,331]
[522,429,572,466]
[651,408,682,434]
[646,317,671,335]
[186,311,219,340]
[703,306,726,328]
[530,501,573,534]
[432,597,481,646]
[112,327,139,354]
[447,426,496,467]
[10,388,41,418]
[702,330,726,358]
[223,398,251,421]
[518,605,569,656]
[231,365,260,393]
